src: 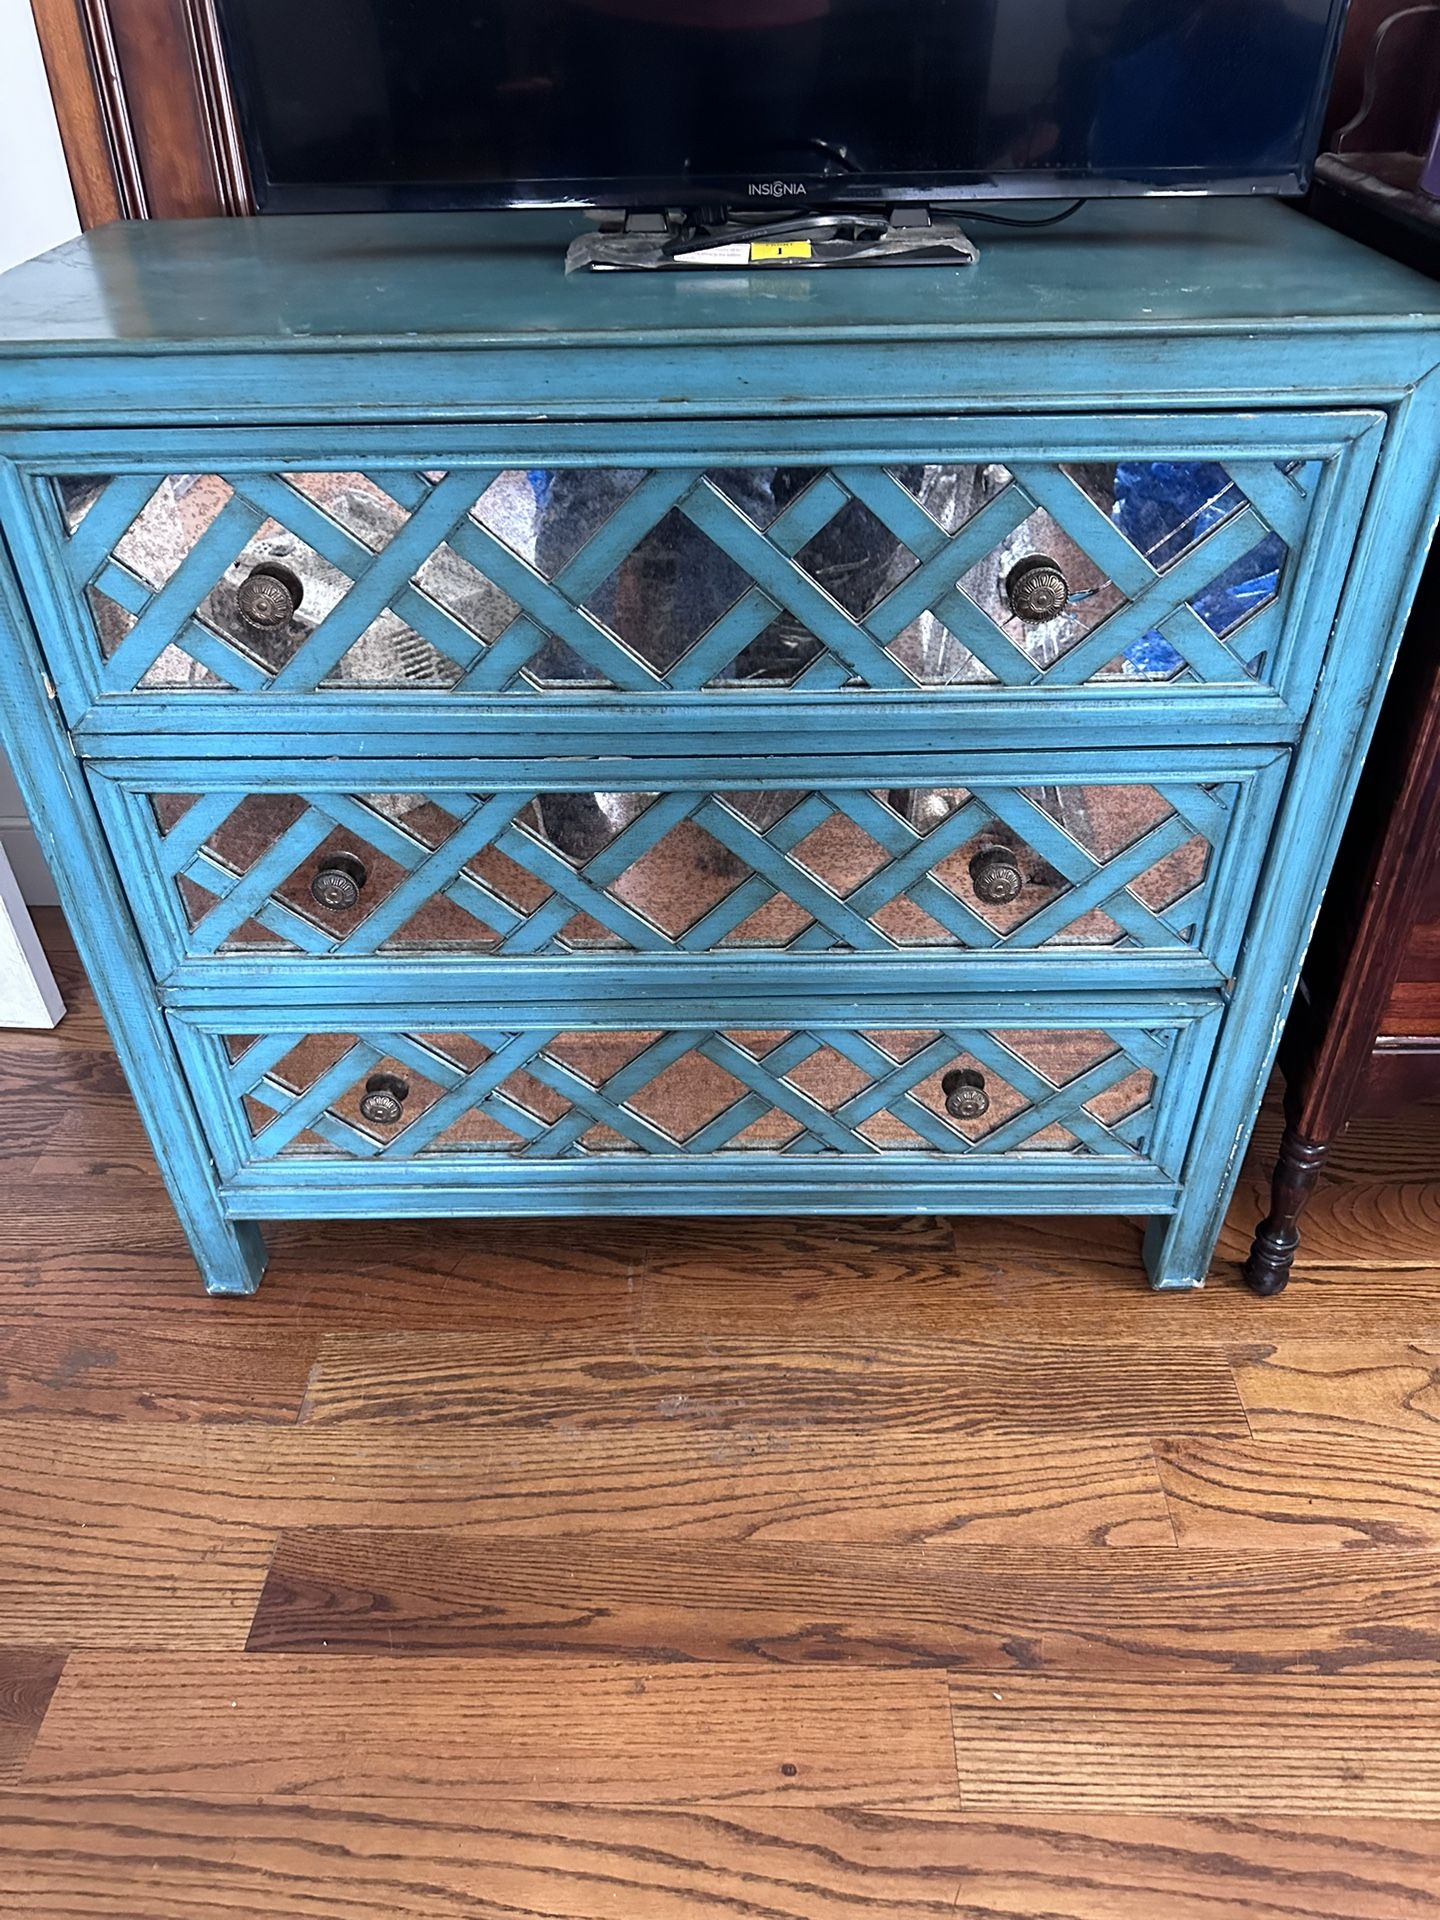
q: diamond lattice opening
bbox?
[794,496,919,620]
[704,613,831,688]
[708,467,825,531]
[953,504,1124,672]
[587,507,754,675]
[82,587,134,663]
[112,476,236,590]
[284,472,413,553]
[782,1042,873,1109]
[187,523,346,680]
[893,464,1014,534]
[240,1031,354,1143]
[1086,1065,1157,1130]
[411,543,522,645]
[625,1048,751,1141]
[54,474,105,535]
[1065,461,1250,571]
[788,808,893,892]
[468,471,543,555]
[525,469,647,576]
[607,814,754,941]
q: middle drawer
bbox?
[94,748,1288,993]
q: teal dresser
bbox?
[0,202,1436,1295]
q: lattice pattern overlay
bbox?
[147,781,1227,955]
[53,458,1316,694]
[224,1025,1169,1160]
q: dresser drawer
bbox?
[96,748,1287,991]
[168,994,1223,1215]
[2,413,1380,747]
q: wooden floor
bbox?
[1,915,1439,1916]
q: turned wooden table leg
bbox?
[1243,1129,1331,1295]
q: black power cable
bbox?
[957,199,1087,228]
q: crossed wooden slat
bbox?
[61,456,1316,695]
[158,775,1229,958]
[230,1025,1166,1162]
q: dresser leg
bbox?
[1141,1215,1209,1291]
[1242,1130,1329,1297]
[194,1219,268,1296]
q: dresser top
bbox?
[1,199,1438,353]
[2,200,1438,427]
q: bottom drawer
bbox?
[169,996,1224,1219]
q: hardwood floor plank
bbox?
[0,1653,65,1785]
[633,1254,1440,1340]
[948,1675,1440,1813]
[0,1323,318,1423]
[249,1530,1440,1673]
[0,1531,276,1652]
[0,1192,1434,1342]
[0,1045,142,1179]
[0,1214,651,1327]
[0,1420,1173,1545]
[905,1811,1440,1918]
[21,1656,959,1805]
[0,1420,279,1649]
[1233,1341,1440,1442]
[0,1798,1434,1920]
[1218,1168,1440,1272]
[24,1120,179,1189]
[1158,1438,1440,1550]
[302,1333,1248,1434]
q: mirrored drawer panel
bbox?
[94,751,1287,987]
[168,999,1222,1207]
[7,412,1381,736]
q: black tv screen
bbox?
[217,0,1351,213]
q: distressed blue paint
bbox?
[0,203,1434,1292]
[219,1166,1183,1221]
[74,699,1307,759]
[85,748,1286,988]
[0,411,1381,730]
[0,539,264,1294]
[0,202,1436,426]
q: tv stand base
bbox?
[565,206,979,272]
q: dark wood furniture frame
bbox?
[1245,161,1440,1294]
[1245,548,1440,1291]
[29,0,250,226]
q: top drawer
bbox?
[0,413,1382,745]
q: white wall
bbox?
[0,0,81,903]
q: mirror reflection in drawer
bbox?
[206,1021,1182,1166]
[50,455,1320,698]
[97,757,1286,977]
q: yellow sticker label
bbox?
[750,240,812,261]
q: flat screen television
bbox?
[216,0,1351,215]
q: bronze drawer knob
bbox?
[942,1068,990,1121]
[970,846,1024,905]
[236,562,303,630]
[310,851,368,912]
[1005,554,1069,623]
[359,1073,410,1127]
